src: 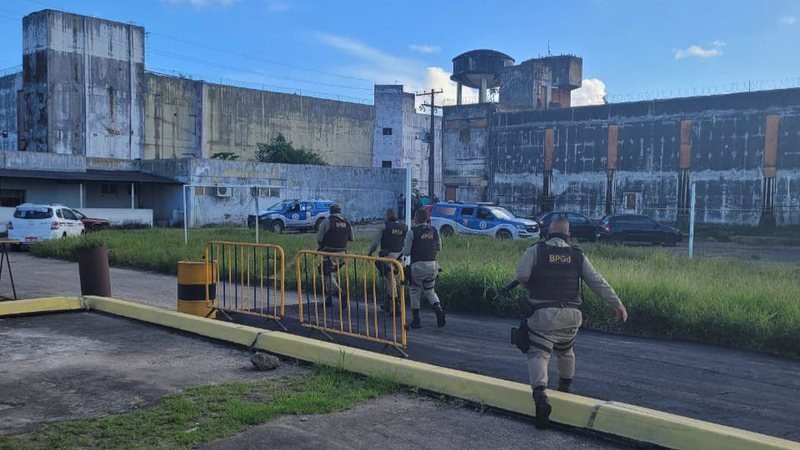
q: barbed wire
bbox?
[0,65,21,78]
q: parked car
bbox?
[7,203,85,245]
[72,209,111,232]
[538,211,598,241]
[247,199,333,233]
[596,214,681,246]
[430,202,539,240]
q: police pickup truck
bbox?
[429,202,540,240]
[247,199,333,233]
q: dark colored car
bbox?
[72,209,110,232]
[596,214,681,246]
[538,211,597,241]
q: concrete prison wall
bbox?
[184,159,404,227]
[482,88,800,225]
[142,73,375,167]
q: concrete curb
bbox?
[0,297,83,316]
[3,296,799,450]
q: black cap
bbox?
[330,203,342,214]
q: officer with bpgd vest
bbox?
[367,209,407,309]
[403,209,446,329]
[316,203,354,306]
[512,217,627,429]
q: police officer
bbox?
[368,208,408,309]
[316,203,354,306]
[514,217,627,429]
[403,209,446,329]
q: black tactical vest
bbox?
[322,215,351,251]
[529,243,583,302]
[381,220,407,253]
[410,224,438,263]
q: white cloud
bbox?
[571,78,607,106]
[161,0,239,8]
[409,44,441,54]
[673,41,724,60]
[313,33,474,107]
[264,0,290,13]
[780,15,798,25]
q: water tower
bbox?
[450,50,515,104]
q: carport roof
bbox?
[0,169,180,184]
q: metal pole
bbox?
[254,187,259,244]
[405,162,412,230]
[183,185,189,245]
[404,162,412,266]
[689,182,696,259]
[130,182,135,209]
[79,183,84,209]
[428,89,435,199]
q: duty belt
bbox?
[531,301,581,311]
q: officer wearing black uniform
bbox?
[403,209,445,329]
[513,217,627,429]
[316,203,354,306]
[368,209,408,308]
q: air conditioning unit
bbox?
[215,186,231,197]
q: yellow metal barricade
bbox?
[204,241,285,326]
[295,250,407,352]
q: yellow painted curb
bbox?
[0,297,82,317]
[79,295,799,450]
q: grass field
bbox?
[30,227,800,357]
[0,368,397,450]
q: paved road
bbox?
[4,253,800,442]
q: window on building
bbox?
[0,189,25,207]
[382,127,393,136]
[101,184,118,195]
[381,160,392,168]
[624,192,638,211]
[459,128,471,144]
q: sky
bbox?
[0,0,799,107]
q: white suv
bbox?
[8,204,85,245]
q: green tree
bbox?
[255,134,327,165]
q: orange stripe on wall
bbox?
[607,125,618,170]
[764,115,779,177]
[544,128,554,171]
[679,120,692,169]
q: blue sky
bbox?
[1,0,798,105]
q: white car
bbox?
[8,204,85,245]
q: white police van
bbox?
[247,199,333,233]
[429,202,539,240]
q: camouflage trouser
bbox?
[524,308,582,390]
[321,251,345,303]
[377,251,402,304]
[409,261,439,309]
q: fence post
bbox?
[689,183,696,259]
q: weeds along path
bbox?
[30,227,800,357]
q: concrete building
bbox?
[0,9,401,229]
[441,49,800,225]
[372,85,442,197]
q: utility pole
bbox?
[416,89,443,199]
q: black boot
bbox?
[433,302,446,328]
[557,378,573,393]
[405,309,421,329]
[533,386,552,429]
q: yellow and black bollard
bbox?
[177,260,217,318]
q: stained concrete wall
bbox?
[372,85,442,196]
[142,73,203,159]
[479,88,800,224]
[0,72,21,151]
[184,159,404,226]
[442,103,496,202]
[200,83,373,166]
[19,10,145,157]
